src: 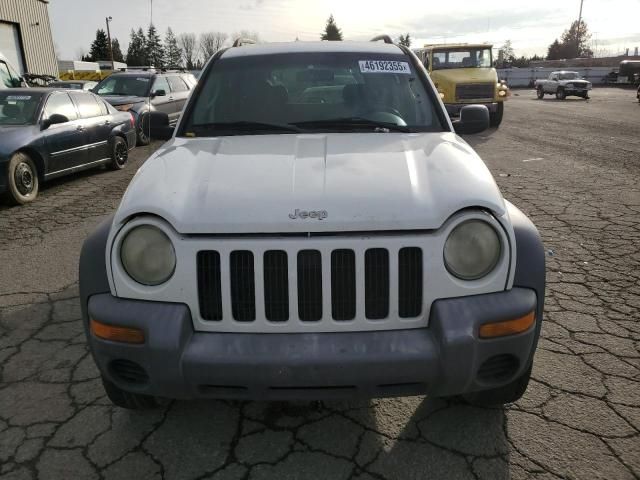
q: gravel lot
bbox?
[0,87,638,480]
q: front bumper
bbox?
[87,287,539,401]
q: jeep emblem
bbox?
[289,209,328,220]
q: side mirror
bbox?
[151,89,166,98]
[452,105,490,135]
[41,113,69,130]
[149,111,174,140]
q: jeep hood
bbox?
[114,133,506,234]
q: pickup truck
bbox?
[535,71,592,100]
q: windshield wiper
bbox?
[290,117,411,133]
[189,121,303,135]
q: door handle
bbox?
[169,97,174,101]
[104,120,111,126]
[76,126,85,132]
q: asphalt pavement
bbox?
[0,87,638,480]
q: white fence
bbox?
[497,67,614,87]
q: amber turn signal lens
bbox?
[90,319,145,344]
[479,311,535,339]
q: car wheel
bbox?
[536,87,544,99]
[556,88,566,100]
[136,113,151,146]
[489,102,504,127]
[462,363,533,407]
[108,136,128,170]
[101,376,158,410]
[5,152,39,205]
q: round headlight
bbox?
[120,225,176,286]
[444,220,501,280]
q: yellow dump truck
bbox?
[415,44,508,127]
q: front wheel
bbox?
[489,102,504,128]
[136,113,151,146]
[102,376,158,410]
[462,363,533,406]
[556,88,566,100]
[536,87,544,99]
[108,136,128,170]
[5,152,39,205]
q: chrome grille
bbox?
[456,83,494,101]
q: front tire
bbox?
[102,376,158,410]
[556,88,566,100]
[536,87,544,99]
[108,136,128,170]
[489,102,504,127]
[462,363,533,406]
[5,152,39,205]
[136,113,151,146]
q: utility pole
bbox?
[105,16,114,70]
[576,0,584,58]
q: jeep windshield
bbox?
[181,52,446,136]
[95,76,151,97]
[432,48,492,70]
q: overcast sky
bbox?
[50,0,640,60]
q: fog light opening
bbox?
[479,311,535,339]
[90,319,145,344]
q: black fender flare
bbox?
[79,215,114,325]
[506,201,546,363]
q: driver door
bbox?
[150,76,174,120]
[41,92,88,174]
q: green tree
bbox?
[498,40,515,67]
[547,20,593,60]
[146,24,165,68]
[111,38,124,63]
[126,28,147,66]
[321,15,343,41]
[398,34,411,47]
[164,27,182,67]
[88,29,110,61]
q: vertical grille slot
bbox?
[297,250,322,321]
[398,247,423,318]
[331,249,356,321]
[230,251,256,321]
[365,249,389,319]
[263,251,289,322]
[197,251,223,321]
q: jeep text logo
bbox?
[288,209,328,220]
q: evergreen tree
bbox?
[321,15,343,41]
[164,27,182,67]
[547,20,593,60]
[88,29,110,61]
[126,28,147,66]
[146,24,164,68]
[111,38,124,63]
[398,34,411,47]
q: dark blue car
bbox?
[0,88,136,205]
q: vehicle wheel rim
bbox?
[138,116,149,142]
[14,162,34,196]
[115,142,128,166]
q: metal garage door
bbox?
[0,21,25,74]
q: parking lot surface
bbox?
[0,88,638,480]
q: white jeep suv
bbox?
[80,38,545,409]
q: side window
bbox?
[70,93,103,118]
[152,76,170,95]
[43,93,78,121]
[0,62,15,88]
[94,95,109,115]
[167,76,188,92]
